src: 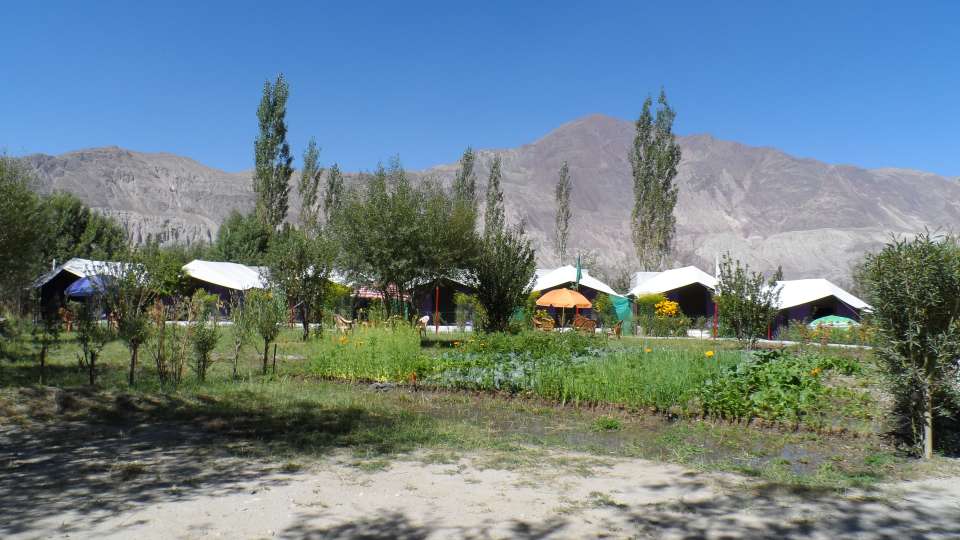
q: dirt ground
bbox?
[3,416,960,540]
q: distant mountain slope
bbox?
[21,115,960,284]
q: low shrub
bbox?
[697,349,865,425]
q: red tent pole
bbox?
[434,285,440,335]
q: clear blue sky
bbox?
[3,1,957,175]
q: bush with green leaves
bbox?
[592,293,617,328]
[102,257,155,386]
[859,232,960,457]
[189,291,221,382]
[697,349,865,426]
[246,288,288,374]
[266,225,337,340]
[468,224,536,332]
[71,298,115,385]
[714,254,782,348]
[31,309,62,384]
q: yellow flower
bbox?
[453,340,461,347]
[654,299,680,318]
[810,367,822,377]
[644,348,652,353]
[338,336,348,345]
[705,350,715,358]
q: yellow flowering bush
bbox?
[654,299,680,317]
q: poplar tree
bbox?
[298,138,323,231]
[554,161,572,265]
[453,147,477,205]
[253,73,293,230]
[630,89,682,271]
[323,163,344,223]
[484,155,505,236]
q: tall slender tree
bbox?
[484,155,505,236]
[323,163,344,223]
[554,161,572,265]
[298,138,323,231]
[629,89,682,271]
[453,147,477,205]
[253,73,294,230]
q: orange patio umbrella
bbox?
[536,288,591,328]
[536,288,592,309]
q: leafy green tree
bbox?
[40,192,127,264]
[246,288,287,374]
[420,178,479,287]
[323,163,344,223]
[0,156,44,305]
[31,308,62,384]
[103,255,155,385]
[453,147,477,206]
[469,224,536,332]
[72,297,115,385]
[227,291,254,379]
[484,155,505,237]
[860,232,960,458]
[714,254,782,348]
[630,90,681,271]
[298,138,324,231]
[554,161,572,265]
[188,290,220,382]
[334,159,476,316]
[213,210,271,264]
[266,226,338,340]
[253,73,293,230]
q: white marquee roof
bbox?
[34,258,129,288]
[533,265,621,296]
[183,260,268,291]
[628,266,718,297]
[775,278,871,311]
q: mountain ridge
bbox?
[19,114,960,285]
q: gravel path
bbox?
[3,418,960,540]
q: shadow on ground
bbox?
[0,386,410,538]
[278,482,960,540]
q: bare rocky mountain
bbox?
[22,115,960,285]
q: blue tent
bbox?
[65,275,111,298]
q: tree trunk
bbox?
[233,344,240,380]
[301,303,310,341]
[88,353,96,385]
[923,372,934,459]
[262,341,270,375]
[128,346,138,386]
[39,344,47,385]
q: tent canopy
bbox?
[34,258,129,289]
[536,288,592,309]
[183,260,268,291]
[775,279,870,312]
[808,315,859,328]
[629,266,718,297]
[65,275,112,298]
[533,265,620,296]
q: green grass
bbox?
[0,324,916,490]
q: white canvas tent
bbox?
[628,266,718,297]
[34,258,129,289]
[533,265,621,296]
[182,260,268,291]
[775,279,870,312]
